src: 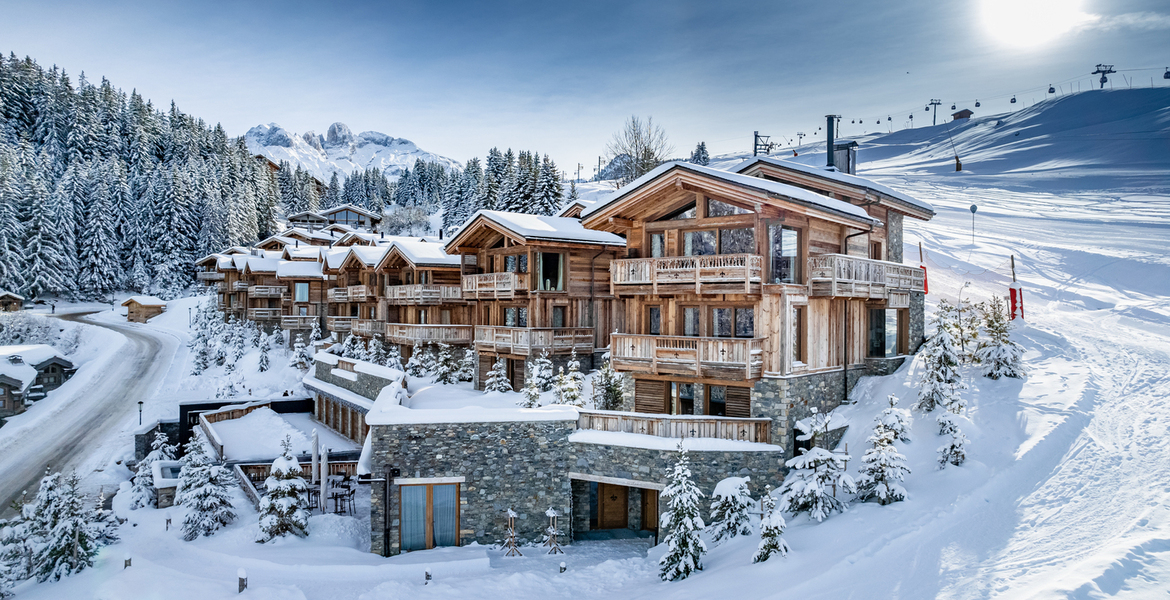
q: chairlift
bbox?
[887,116,892,122]
[925,105,930,112]
[1010,96,1017,104]
[951,103,956,110]
[975,100,981,107]
[1163,68,1169,80]
[1048,85,1055,93]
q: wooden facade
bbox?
[122,296,167,323]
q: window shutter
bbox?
[725,386,751,418]
[634,380,667,414]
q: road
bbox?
[0,313,177,514]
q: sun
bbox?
[980,0,1095,48]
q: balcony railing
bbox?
[196,271,225,281]
[610,253,763,295]
[247,285,286,298]
[327,288,349,303]
[385,284,464,305]
[281,315,318,329]
[231,281,249,291]
[246,308,282,321]
[807,254,925,299]
[352,319,381,337]
[577,409,772,444]
[347,285,372,302]
[214,282,227,292]
[610,334,764,380]
[474,326,593,356]
[385,323,474,345]
[326,316,356,332]
[462,272,529,300]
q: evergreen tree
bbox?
[707,477,754,546]
[690,142,710,166]
[914,313,965,412]
[180,459,237,541]
[309,320,322,346]
[129,452,157,509]
[258,334,270,372]
[483,356,512,393]
[270,327,285,349]
[975,296,1026,379]
[752,485,789,563]
[592,358,624,411]
[855,420,911,505]
[20,162,68,298]
[659,446,706,581]
[554,366,583,406]
[32,473,114,582]
[531,350,555,392]
[457,348,476,382]
[876,394,913,443]
[385,343,403,371]
[778,446,854,522]
[257,437,310,542]
[152,430,177,460]
[566,349,585,392]
[533,155,563,215]
[77,162,121,299]
[175,433,211,507]
[368,336,388,366]
[518,375,541,408]
[292,334,312,370]
[432,342,460,384]
[937,413,969,468]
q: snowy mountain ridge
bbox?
[245,122,461,181]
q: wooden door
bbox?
[598,483,628,529]
[641,489,659,532]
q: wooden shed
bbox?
[0,290,23,312]
[952,108,974,121]
[122,296,167,323]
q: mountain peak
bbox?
[326,122,354,147]
[245,122,460,180]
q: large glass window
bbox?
[769,224,800,284]
[868,309,899,358]
[707,198,751,217]
[400,483,460,552]
[295,282,310,303]
[650,233,665,258]
[659,203,696,221]
[537,253,564,291]
[683,230,716,256]
[707,385,727,416]
[719,228,755,254]
[672,382,695,415]
[714,308,732,337]
[552,306,566,328]
[714,308,754,337]
[648,307,661,335]
[683,307,700,336]
[736,308,755,337]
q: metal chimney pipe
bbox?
[826,115,839,168]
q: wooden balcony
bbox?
[196,271,224,281]
[610,334,764,380]
[385,284,464,305]
[246,307,282,321]
[577,409,772,444]
[214,282,227,292]
[610,253,763,295]
[474,326,593,356]
[326,316,356,332]
[352,319,381,337]
[231,281,249,291]
[807,254,925,299]
[384,323,474,346]
[347,285,372,302]
[247,285,286,298]
[462,272,529,300]
[281,315,318,330]
[327,288,349,302]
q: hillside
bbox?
[246,121,461,181]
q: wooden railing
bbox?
[352,319,381,337]
[384,323,474,345]
[610,253,763,295]
[807,254,924,299]
[231,281,250,291]
[326,316,356,332]
[577,409,772,444]
[610,334,764,379]
[214,282,227,292]
[474,326,593,355]
[196,271,225,281]
[281,315,318,329]
[327,288,349,302]
[246,307,282,320]
[385,284,464,305]
[248,285,286,298]
[462,272,529,299]
[347,285,372,302]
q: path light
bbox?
[124,555,131,569]
[138,401,143,425]
[560,562,567,573]
[238,568,247,593]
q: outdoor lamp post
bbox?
[138,401,143,425]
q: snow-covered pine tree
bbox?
[855,420,910,505]
[175,432,211,506]
[483,356,512,393]
[433,343,461,384]
[554,367,583,406]
[566,349,585,392]
[876,394,912,443]
[339,334,359,359]
[518,375,541,408]
[292,334,312,370]
[270,327,285,350]
[153,430,177,461]
[20,164,68,299]
[258,334,270,372]
[405,346,428,377]
[367,336,388,366]
[658,446,706,581]
[531,350,554,391]
[690,142,710,166]
[77,163,120,300]
[592,358,624,411]
[778,446,854,522]
[257,437,310,542]
[752,485,789,563]
[937,415,968,469]
[975,296,1026,379]
[533,155,563,216]
[914,313,965,412]
[33,473,113,582]
[309,320,322,346]
[180,458,236,541]
[457,348,475,382]
[2,501,36,583]
[707,476,754,546]
[385,343,403,370]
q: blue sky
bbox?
[1,0,1167,174]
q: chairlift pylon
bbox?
[1048,85,1055,93]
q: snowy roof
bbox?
[730,156,935,216]
[0,289,24,301]
[323,223,355,233]
[283,246,324,260]
[556,198,596,218]
[347,245,391,267]
[446,210,627,250]
[276,260,324,279]
[320,203,381,219]
[581,161,878,225]
[244,257,280,273]
[122,295,167,307]
[287,211,328,221]
[0,344,71,391]
[389,239,461,267]
[321,248,351,270]
[256,234,297,248]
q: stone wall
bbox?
[909,290,925,354]
[312,355,398,403]
[134,419,181,461]
[368,418,577,556]
[888,211,904,263]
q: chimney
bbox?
[826,115,839,169]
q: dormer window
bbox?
[7,355,22,364]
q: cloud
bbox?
[1078,12,1170,32]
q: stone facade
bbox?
[134,419,180,461]
[312,356,399,403]
[368,418,577,556]
[909,290,926,354]
[888,211,904,263]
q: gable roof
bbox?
[340,246,392,271]
[243,257,280,274]
[446,210,627,251]
[319,203,381,220]
[581,161,879,226]
[277,260,325,279]
[0,290,23,301]
[730,156,934,218]
[122,295,167,307]
[0,345,72,391]
[380,239,461,270]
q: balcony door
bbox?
[400,483,460,552]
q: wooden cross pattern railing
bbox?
[610,333,763,379]
[384,323,474,345]
[576,409,771,444]
[807,254,925,299]
[462,272,529,299]
[474,326,593,355]
[385,284,464,305]
[610,253,763,294]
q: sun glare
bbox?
[980,0,1095,48]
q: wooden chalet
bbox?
[0,290,25,312]
[240,257,284,324]
[580,161,930,421]
[362,240,471,352]
[0,345,76,418]
[122,295,167,323]
[328,246,391,337]
[319,204,381,230]
[274,253,330,332]
[445,210,626,390]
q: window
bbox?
[552,306,566,328]
[648,307,661,336]
[505,255,517,273]
[350,304,359,317]
[769,224,800,284]
[650,233,665,258]
[714,308,754,337]
[719,228,755,255]
[870,242,883,261]
[792,306,805,365]
[295,282,309,303]
[298,306,308,316]
[868,309,899,358]
[418,271,430,285]
[504,307,528,327]
[713,308,732,337]
[659,202,696,221]
[683,230,716,256]
[441,310,451,325]
[707,198,751,217]
[707,385,726,416]
[419,310,428,325]
[736,308,754,337]
[537,253,564,291]
[682,307,700,336]
[400,483,460,552]
[671,382,695,415]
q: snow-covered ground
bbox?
[8,88,1170,599]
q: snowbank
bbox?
[568,429,782,452]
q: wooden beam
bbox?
[608,216,634,229]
